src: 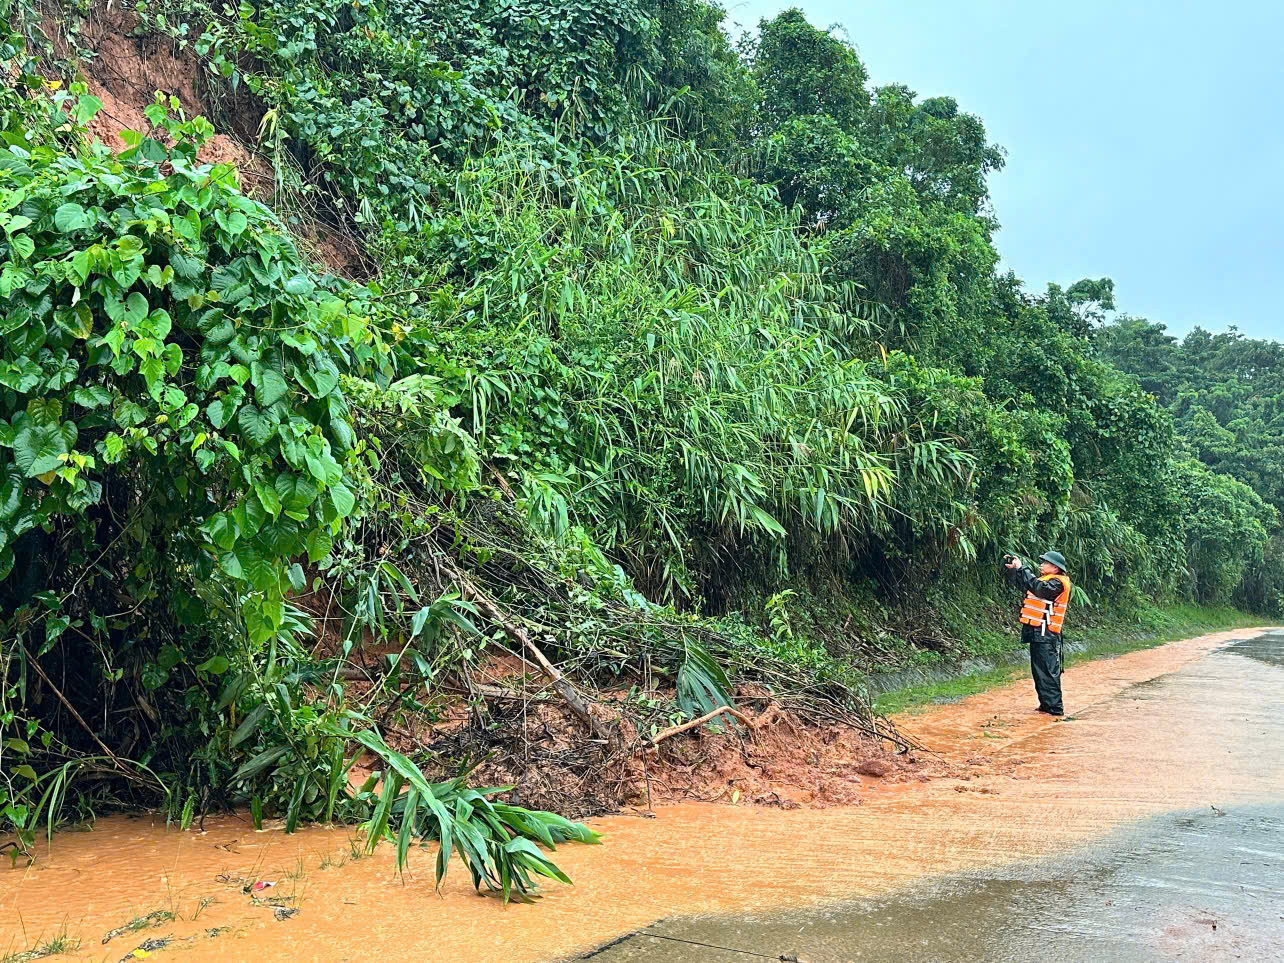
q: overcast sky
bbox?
[725,1,1283,342]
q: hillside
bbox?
[0,0,1279,896]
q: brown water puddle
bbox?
[2,627,1278,963]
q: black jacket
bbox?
[1006,564,1067,640]
[1006,565,1065,601]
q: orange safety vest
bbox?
[1019,573,1071,635]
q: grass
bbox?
[0,932,80,963]
[100,911,177,946]
[873,603,1268,716]
[874,665,1024,716]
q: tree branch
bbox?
[437,554,603,737]
[20,643,124,770]
[645,705,761,750]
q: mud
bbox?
[332,648,923,816]
[580,628,1284,961]
[2,626,1274,962]
[47,2,372,278]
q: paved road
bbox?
[578,630,1284,962]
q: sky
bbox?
[724,1,1283,342]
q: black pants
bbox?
[1022,624,1063,714]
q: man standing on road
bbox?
[1004,550,1071,716]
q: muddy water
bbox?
[582,628,1284,962]
[1,627,1279,963]
[596,804,1284,961]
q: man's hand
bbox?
[1005,556,1022,569]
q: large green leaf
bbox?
[9,233,34,259]
[0,467,22,520]
[13,423,69,477]
[0,358,43,392]
[207,395,240,429]
[123,292,148,324]
[73,93,103,125]
[275,472,319,513]
[305,526,332,563]
[231,746,288,783]
[53,203,89,232]
[236,545,280,592]
[329,481,356,518]
[254,367,289,408]
[300,359,339,398]
[168,250,202,278]
[230,704,270,747]
[237,404,274,447]
[71,385,112,410]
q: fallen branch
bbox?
[460,682,555,703]
[438,554,602,737]
[646,705,761,751]
[20,643,124,771]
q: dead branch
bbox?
[645,705,761,751]
[20,643,125,771]
[437,554,603,737]
[460,683,555,703]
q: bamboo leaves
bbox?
[334,725,600,901]
[414,144,981,601]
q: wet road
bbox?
[577,631,1284,962]
[2,627,1279,962]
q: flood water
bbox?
[1,627,1280,962]
[578,629,1284,962]
[581,803,1284,962]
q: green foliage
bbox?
[675,637,733,720]
[387,137,1008,607]
[1171,458,1273,603]
[1099,319,1284,612]
[0,85,378,616]
[4,0,1279,881]
[169,0,749,235]
[0,69,384,841]
[1099,320,1284,517]
[0,55,592,896]
[341,726,600,902]
[172,0,1278,625]
[748,8,870,132]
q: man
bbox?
[1004,550,1071,716]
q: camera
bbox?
[1002,553,1017,565]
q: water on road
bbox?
[579,629,1284,962]
[1,627,1280,962]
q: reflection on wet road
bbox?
[579,631,1284,962]
[1,628,1279,962]
[586,804,1284,962]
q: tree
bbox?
[749,8,870,133]
[1044,277,1115,338]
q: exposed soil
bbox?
[356,673,926,818]
[45,1,370,277]
[48,3,275,194]
[630,700,926,809]
[298,606,926,817]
